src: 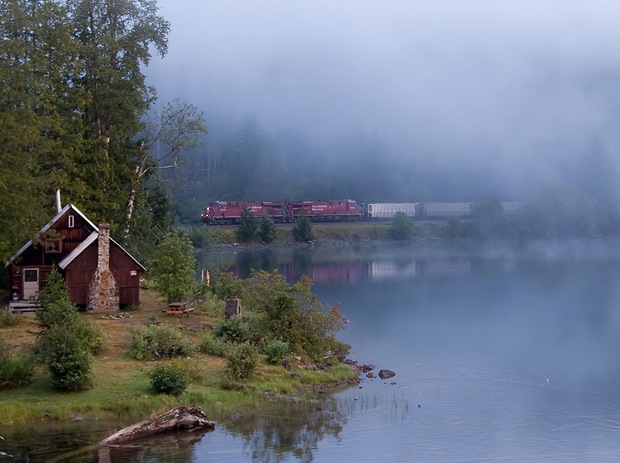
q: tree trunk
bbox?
[99,405,215,445]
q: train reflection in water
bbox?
[198,247,471,285]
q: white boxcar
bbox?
[423,202,473,218]
[366,203,419,219]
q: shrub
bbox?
[224,343,259,381]
[0,310,19,327]
[129,324,194,361]
[214,317,249,343]
[0,344,34,390]
[226,271,350,364]
[264,339,289,364]
[49,349,93,392]
[388,212,414,240]
[209,270,244,300]
[80,321,106,355]
[198,332,226,356]
[150,364,188,396]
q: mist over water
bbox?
[197,239,620,462]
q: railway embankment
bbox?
[184,220,450,250]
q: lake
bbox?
[3,239,620,462]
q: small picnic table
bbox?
[162,302,195,316]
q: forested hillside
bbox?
[0,0,205,263]
[3,0,620,265]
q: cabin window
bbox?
[24,269,38,282]
[45,239,62,253]
[68,215,75,228]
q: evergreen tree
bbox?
[293,215,314,242]
[236,207,258,242]
[0,0,175,255]
[35,268,103,391]
[0,0,73,260]
[258,214,277,243]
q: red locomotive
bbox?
[201,199,362,224]
[286,199,362,222]
[201,201,285,224]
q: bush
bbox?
[214,317,249,343]
[0,310,19,327]
[264,339,289,364]
[129,324,194,361]
[49,349,93,392]
[80,321,106,355]
[150,364,188,396]
[0,341,34,390]
[388,212,414,240]
[224,343,259,381]
[209,270,244,300]
[198,332,227,356]
[224,271,350,364]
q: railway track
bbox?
[181,220,452,231]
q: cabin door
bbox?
[22,268,39,300]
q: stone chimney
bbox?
[88,223,120,312]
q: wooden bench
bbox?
[162,302,195,316]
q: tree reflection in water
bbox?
[223,395,346,463]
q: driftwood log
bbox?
[100,405,215,446]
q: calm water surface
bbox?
[4,239,620,462]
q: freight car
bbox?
[200,201,285,224]
[364,203,420,219]
[422,202,473,218]
[286,199,363,222]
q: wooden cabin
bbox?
[5,204,146,310]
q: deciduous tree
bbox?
[149,232,197,303]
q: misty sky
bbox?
[145,1,620,196]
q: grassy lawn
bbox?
[0,289,359,426]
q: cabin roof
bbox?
[4,203,146,272]
[57,231,98,269]
[58,231,146,272]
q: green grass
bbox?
[0,297,359,426]
[0,358,358,425]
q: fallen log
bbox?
[99,405,215,446]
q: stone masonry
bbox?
[88,223,119,312]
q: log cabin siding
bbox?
[6,204,144,308]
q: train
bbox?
[200,199,363,224]
[200,200,523,224]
